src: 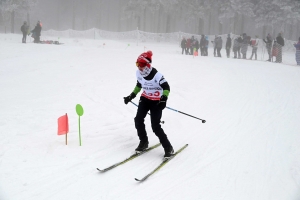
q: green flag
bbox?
[76,104,84,146]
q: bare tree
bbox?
[0,0,18,33]
[19,0,38,27]
[182,0,210,34]
[123,0,151,31]
[254,0,300,39]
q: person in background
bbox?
[225,34,232,58]
[241,33,249,59]
[237,35,243,59]
[181,37,187,55]
[263,33,273,61]
[195,37,199,54]
[20,21,29,43]
[190,36,195,55]
[200,34,206,56]
[215,36,223,57]
[31,20,42,43]
[186,37,191,55]
[294,37,300,65]
[249,35,259,60]
[212,35,218,57]
[204,35,209,56]
[275,33,284,63]
[232,37,239,58]
[123,51,174,159]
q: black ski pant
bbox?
[250,47,257,60]
[22,33,27,43]
[226,47,230,58]
[134,96,172,150]
[200,47,204,56]
[214,47,217,56]
[217,48,222,57]
[34,36,40,43]
[204,47,208,56]
[190,47,193,55]
[276,46,282,63]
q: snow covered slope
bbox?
[0,34,299,200]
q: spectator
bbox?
[233,37,239,59]
[181,37,187,55]
[272,41,279,62]
[237,35,243,59]
[249,35,259,60]
[20,21,29,43]
[225,34,232,58]
[263,33,273,61]
[212,35,217,57]
[200,34,206,56]
[293,37,300,65]
[241,33,249,59]
[195,38,199,53]
[204,36,209,56]
[190,36,195,55]
[275,33,284,63]
[31,20,42,43]
[215,36,223,57]
[186,37,191,55]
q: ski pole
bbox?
[166,106,206,123]
[130,101,165,124]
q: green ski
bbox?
[97,143,161,172]
[135,144,188,182]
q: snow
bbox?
[0,33,300,200]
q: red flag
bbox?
[57,113,69,135]
[194,51,198,56]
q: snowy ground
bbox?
[0,33,300,200]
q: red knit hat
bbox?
[136,50,152,68]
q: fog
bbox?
[1,0,300,40]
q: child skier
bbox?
[123,51,174,158]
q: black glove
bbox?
[124,93,136,104]
[157,95,168,110]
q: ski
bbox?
[135,144,188,182]
[97,143,161,172]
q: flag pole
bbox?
[66,113,68,145]
[79,116,82,146]
[76,104,84,146]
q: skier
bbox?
[123,51,174,159]
[20,21,29,43]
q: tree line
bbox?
[1,0,300,40]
